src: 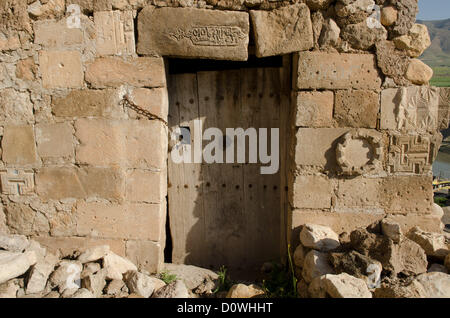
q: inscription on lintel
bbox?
[168,26,246,47]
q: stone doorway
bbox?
[166,56,292,278]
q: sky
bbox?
[417,0,450,20]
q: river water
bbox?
[433,153,450,179]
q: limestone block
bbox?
[335,177,383,213]
[225,284,265,298]
[49,260,82,292]
[319,18,340,47]
[0,235,29,252]
[375,40,410,86]
[381,6,398,26]
[334,90,379,128]
[387,133,441,174]
[81,270,107,298]
[94,10,135,56]
[125,240,162,274]
[250,4,313,57]
[33,236,126,259]
[290,175,332,209]
[34,19,83,48]
[39,51,84,89]
[35,167,125,201]
[152,280,190,298]
[393,24,431,58]
[0,251,37,285]
[438,88,450,130]
[75,119,167,169]
[0,35,20,51]
[302,250,334,283]
[300,224,340,251]
[306,0,333,10]
[0,169,35,195]
[102,251,137,280]
[321,273,372,298]
[85,57,165,88]
[381,219,402,243]
[75,202,164,241]
[408,227,448,259]
[410,272,450,298]
[137,7,249,61]
[77,245,110,264]
[380,86,440,132]
[406,59,433,85]
[26,252,59,294]
[294,128,349,167]
[295,91,334,128]
[126,170,165,203]
[127,88,169,121]
[0,89,34,124]
[124,271,165,298]
[35,123,74,159]
[294,52,382,90]
[27,0,65,19]
[388,0,418,38]
[15,58,37,81]
[52,89,122,118]
[341,21,387,50]
[2,125,39,166]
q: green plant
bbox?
[214,266,233,293]
[434,196,448,207]
[261,244,298,298]
[158,270,177,284]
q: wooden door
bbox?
[167,58,291,277]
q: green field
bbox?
[421,53,450,87]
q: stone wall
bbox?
[0,0,449,272]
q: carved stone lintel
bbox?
[336,130,383,175]
[0,169,35,195]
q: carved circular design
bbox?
[336,130,383,175]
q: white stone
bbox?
[48,260,82,292]
[0,235,29,252]
[410,272,450,298]
[0,251,37,285]
[300,224,340,251]
[163,263,218,292]
[408,227,448,259]
[323,273,372,298]
[26,252,59,294]
[103,252,137,280]
[0,280,19,298]
[302,250,334,283]
[125,271,165,298]
[78,245,110,264]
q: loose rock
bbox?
[300,224,340,252]
[226,284,265,298]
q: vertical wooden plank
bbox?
[167,73,204,265]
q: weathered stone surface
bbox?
[71,288,94,298]
[127,88,168,121]
[0,235,29,252]
[381,219,402,243]
[438,88,450,130]
[381,5,398,26]
[319,18,341,47]
[428,264,448,274]
[294,128,349,168]
[335,0,374,24]
[75,202,164,241]
[290,175,332,209]
[250,4,313,57]
[35,167,125,201]
[102,251,137,280]
[300,224,340,252]
[341,21,387,50]
[226,283,265,298]
[293,244,308,268]
[163,263,219,293]
[393,24,431,58]
[406,59,433,85]
[39,51,84,89]
[124,271,165,298]
[0,251,37,285]
[125,240,162,274]
[4,204,48,235]
[35,123,74,160]
[0,279,20,298]
[81,262,101,279]
[375,40,410,86]
[94,10,135,56]
[34,19,83,48]
[52,89,122,118]
[302,250,334,283]
[26,252,59,294]
[381,86,439,132]
[49,260,82,292]
[334,90,379,128]
[322,273,372,298]
[85,57,166,88]
[78,245,110,264]
[307,0,333,10]
[27,0,65,19]
[126,170,165,203]
[0,89,33,124]
[75,119,167,169]
[408,227,448,259]
[105,279,126,296]
[295,91,334,128]
[398,238,428,276]
[15,58,37,81]
[410,272,450,298]
[81,270,107,298]
[389,0,418,37]
[138,7,249,61]
[152,280,190,298]
[295,52,382,90]
[2,125,39,166]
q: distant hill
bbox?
[418,19,450,87]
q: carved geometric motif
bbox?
[0,169,34,195]
[438,87,450,130]
[388,134,442,174]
